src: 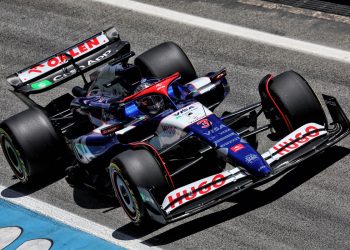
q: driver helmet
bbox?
[134,81,165,115]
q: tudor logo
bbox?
[272,124,324,156]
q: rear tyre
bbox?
[0,108,66,183]
[259,71,327,136]
[135,42,197,83]
[109,149,171,225]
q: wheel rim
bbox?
[2,137,25,179]
[115,174,136,214]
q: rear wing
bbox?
[7,27,133,94]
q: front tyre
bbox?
[110,163,145,224]
[259,71,327,136]
[109,149,171,226]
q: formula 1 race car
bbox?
[1,27,349,225]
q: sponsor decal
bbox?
[220,137,241,147]
[100,124,121,136]
[30,80,53,90]
[161,102,212,130]
[18,34,109,82]
[52,50,111,82]
[230,143,245,152]
[174,105,196,119]
[203,124,226,136]
[213,131,237,144]
[272,125,323,156]
[245,154,259,164]
[156,83,166,91]
[85,49,111,67]
[161,168,246,214]
[166,174,226,209]
[197,118,211,128]
[262,123,327,164]
[218,128,231,135]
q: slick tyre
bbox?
[0,108,66,183]
[259,71,327,136]
[110,149,171,226]
[135,42,197,83]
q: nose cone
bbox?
[227,143,272,178]
[185,114,272,178]
[257,164,272,177]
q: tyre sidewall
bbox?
[110,162,145,224]
[0,108,66,183]
[260,71,327,135]
[0,128,30,182]
[135,42,197,83]
[109,149,171,225]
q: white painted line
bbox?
[0,185,159,250]
[0,227,22,249]
[17,239,52,250]
[94,0,350,64]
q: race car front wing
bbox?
[137,94,350,224]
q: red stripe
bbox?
[121,72,180,102]
[129,142,175,188]
[265,75,293,132]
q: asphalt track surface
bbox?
[0,0,350,249]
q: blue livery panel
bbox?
[187,114,271,177]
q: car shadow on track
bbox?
[112,145,350,246]
[1,170,66,198]
[1,161,120,210]
[72,186,120,210]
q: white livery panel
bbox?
[161,167,246,214]
[18,34,109,83]
[262,123,327,164]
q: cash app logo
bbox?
[31,80,53,89]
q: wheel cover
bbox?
[2,137,26,179]
[115,174,136,214]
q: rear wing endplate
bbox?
[6,27,132,94]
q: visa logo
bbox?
[203,124,226,136]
